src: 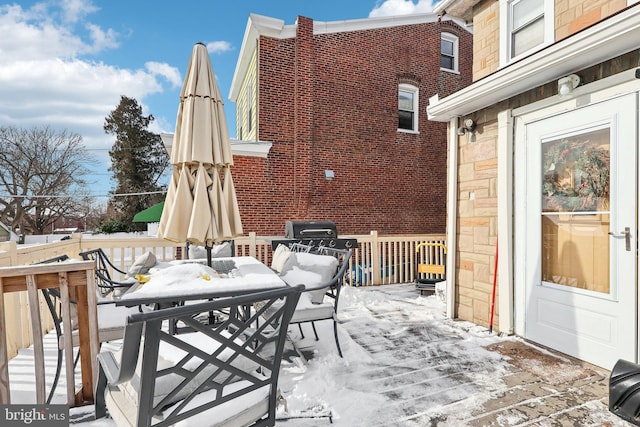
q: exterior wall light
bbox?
[324,169,335,180]
[457,118,477,136]
[558,74,580,96]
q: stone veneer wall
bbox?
[455,112,499,329]
[471,0,499,81]
[555,0,627,41]
[470,0,628,82]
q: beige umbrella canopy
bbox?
[158,42,243,265]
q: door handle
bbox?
[609,227,632,251]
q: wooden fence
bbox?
[0,231,445,360]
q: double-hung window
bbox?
[398,84,419,132]
[500,0,553,65]
[441,33,459,72]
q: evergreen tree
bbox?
[104,96,169,229]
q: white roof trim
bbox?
[159,133,272,159]
[230,12,469,101]
[313,14,441,34]
[427,5,640,122]
[229,140,272,158]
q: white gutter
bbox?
[427,5,640,122]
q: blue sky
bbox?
[0,0,435,203]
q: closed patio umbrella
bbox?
[158,42,243,266]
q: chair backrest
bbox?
[289,242,313,253]
[415,243,447,280]
[314,247,352,307]
[95,285,303,427]
[79,248,133,295]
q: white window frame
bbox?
[499,0,554,67]
[398,83,419,133]
[247,82,253,133]
[441,32,459,73]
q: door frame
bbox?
[509,69,640,358]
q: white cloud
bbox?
[146,61,182,88]
[0,4,85,60]
[0,57,163,148]
[369,0,434,17]
[0,1,178,197]
[206,41,233,54]
[84,23,119,53]
[60,0,98,24]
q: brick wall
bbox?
[231,16,473,236]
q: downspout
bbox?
[445,117,459,318]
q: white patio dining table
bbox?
[115,256,287,308]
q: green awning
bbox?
[133,201,164,223]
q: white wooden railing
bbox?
[0,231,445,362]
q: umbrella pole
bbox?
[205,244,215,326]
[206,245,212,268]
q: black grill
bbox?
[272,220,357,250]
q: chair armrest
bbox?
[96,351,122,385]
[97,321,143,385]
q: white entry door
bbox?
[524,93,637,369]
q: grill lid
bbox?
[285,220,337,239]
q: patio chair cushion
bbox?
[188,242,233,260]
[127,251,156,276]
[116,330,260,407]
[105,377,269,427]
[271,244,291,273]
[188,245,208,259]
[63,303,141,347]
[289,292,335,323]
[260,291,334,324]
[280,252,339,304]
[166,380,270,427]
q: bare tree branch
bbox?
[0,126,93,234]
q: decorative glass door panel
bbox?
[541,128,610,294]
